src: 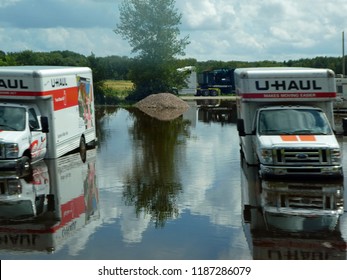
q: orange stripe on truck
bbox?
[280,135,298,141]
[280,135,317,141]
[299,135,316,141]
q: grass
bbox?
[101,80,134,103]
[104,80,134,91]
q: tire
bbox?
[210,89,218,96]
[79,136,87,163]
[22,156,31,170]
[18,156,31,176]
[202,89,209,96]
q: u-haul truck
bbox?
[0,66,96,173]
[241,160,346,260]
[235,67,343,178]
[0,149,99,253]
[0,160,50,221]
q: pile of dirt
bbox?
[135,93,189,121]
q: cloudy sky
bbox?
[1,0,347,62]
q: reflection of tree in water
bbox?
[124,107,191,227]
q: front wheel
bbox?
[79,136,87,162]
[18,156,31,176]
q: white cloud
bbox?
[1,0,347,61]
[0,27,130,57]
[0,0,21,8]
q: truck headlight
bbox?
[5,143,19,159]
[7,179,22,195]
[331,148,341,164]
[260,149,273,164]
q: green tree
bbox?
[114,0,189,100]
[0,51,16,66]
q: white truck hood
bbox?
[258,134,340,149]
[0,130,27,143]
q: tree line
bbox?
[1,50,345,102]
[2,50,345,77]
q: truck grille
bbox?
[281,193,332,210]
[275,148,328,165]
[267,186,343,211]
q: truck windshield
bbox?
[258,108,333,135]
[0,106,26,131]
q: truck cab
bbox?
[254,105,341,177]
[0,103,48,173]
[235,67,343,178]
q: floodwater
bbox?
[1,99,347,260]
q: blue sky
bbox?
[0,0,347,62]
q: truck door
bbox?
[28,107,47,161]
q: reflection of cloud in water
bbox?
[178,126,241,228]
[222,229,252,260]
[66,219,103,256]
[96,185,152,244]
[120,208,151,243]
[96,109,243,244]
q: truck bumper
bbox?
[0,158,30,176]
[260,164,343,178]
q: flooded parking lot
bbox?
[0,99,347,260]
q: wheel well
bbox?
[23,149,32,159]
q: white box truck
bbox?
[0,66,96,173]
[235,67,343,178]
[241,160,345,260]
[176,66,197,95]
[0,149,99,253]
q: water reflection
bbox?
[1,99,346,259]
[122,108,191,227]
[196,100,237,124]
[241,159,346,260]
[95,103,245,257]
[0,150,98,254]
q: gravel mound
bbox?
[135,93,189,121]
[135,93,189,109]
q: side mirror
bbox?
[41,116,49,133]
[237,119,246,136]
